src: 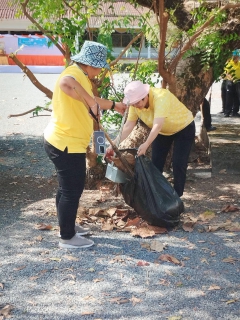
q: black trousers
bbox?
[221,80,227,113]
[225,80,239,115]
[201,98,212,130]
[151,121,195,197]
[44,139,86,240]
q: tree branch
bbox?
[8,53,53,100]
[8,107,51,118]
[169,3,240,72]
[20,0,65,56]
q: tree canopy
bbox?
[10,0,240,116]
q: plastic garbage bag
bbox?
[120,155,184,229]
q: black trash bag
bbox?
[120,155,184,229]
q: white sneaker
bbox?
[59,233,94,249]
[58,225,90,237]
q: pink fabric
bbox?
[123,80,150,104]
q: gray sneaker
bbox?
[58,225,90,237]
[75,225,90,235]
[59,233,94,249]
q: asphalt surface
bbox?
[0,73,239,320]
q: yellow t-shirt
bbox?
[224,59,240,81]
[44,64,94,153]
[127,88,193,135]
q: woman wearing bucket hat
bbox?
[106,80,195,197]
[43,40,126,249]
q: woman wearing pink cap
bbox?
[106,80,195,197]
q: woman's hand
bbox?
[105,146,114,160]
[137,142,149,156]
[114,102,127,115]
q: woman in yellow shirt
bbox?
[106,80,195,197]
[224,51,240,117]
[44,41,126,249]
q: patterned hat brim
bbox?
[71,54,110,69]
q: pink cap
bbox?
[123,81,150,104]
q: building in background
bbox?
[0,1,158,67]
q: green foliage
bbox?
[100,60,160,131]
[178,3,240,81]
[32,101,51,117]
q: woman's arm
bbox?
[105,120,137,159]
[59,76,126,115]
[137,117,165,156]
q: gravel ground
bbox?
[0,73,239,320]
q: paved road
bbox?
[0,73,239,320]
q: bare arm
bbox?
[113,120,137,145]
[105,120,136,158]
[59,76,127,115]
[137,117,165,156]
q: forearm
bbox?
[95,97,114,110]
[113,121,136,145]
[145,118,165,147]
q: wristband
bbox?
[111,101,115,110]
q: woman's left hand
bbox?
[137,142,149,156]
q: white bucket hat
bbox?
[123,80,150,104]
[71,41,110,69]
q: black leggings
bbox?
[44,139,86,239]
[151,121,195,197]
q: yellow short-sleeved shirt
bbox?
[44,64,94,153]
[225,59,240,81]
[127,88,193,135]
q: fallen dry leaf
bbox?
[109,297,129,304]
[222,256,238,264]
[226,299,238,304]
[101,222,114,231]
[149,240,167,252]
[145,225,167,234]
[49,257,61,262]
[81,311,95,315]
[109,255,125,264]
[167,316,182,320]
[182,222,195,232]
[13,265,26,271]
[141,243,151,250]
[106,207,117,217]
[35,223,52,230]
[208,285,221,290]
[137,260,150,266]
[221,205,239,213]
[159,278,170,286]
[124,217,142,228]
[201,258,209,264]
[198,211,215,221]
[159,254,181,265]
[131,227,155,238]
[219,169,227,174]
[226,224,240,232]
[93,278,104,283]
[35,235,43,241]
[63,255,79,261]
[29,275,40,281]
[129,295,142,306]
[0,305,13,317]
[83,295,96,301]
